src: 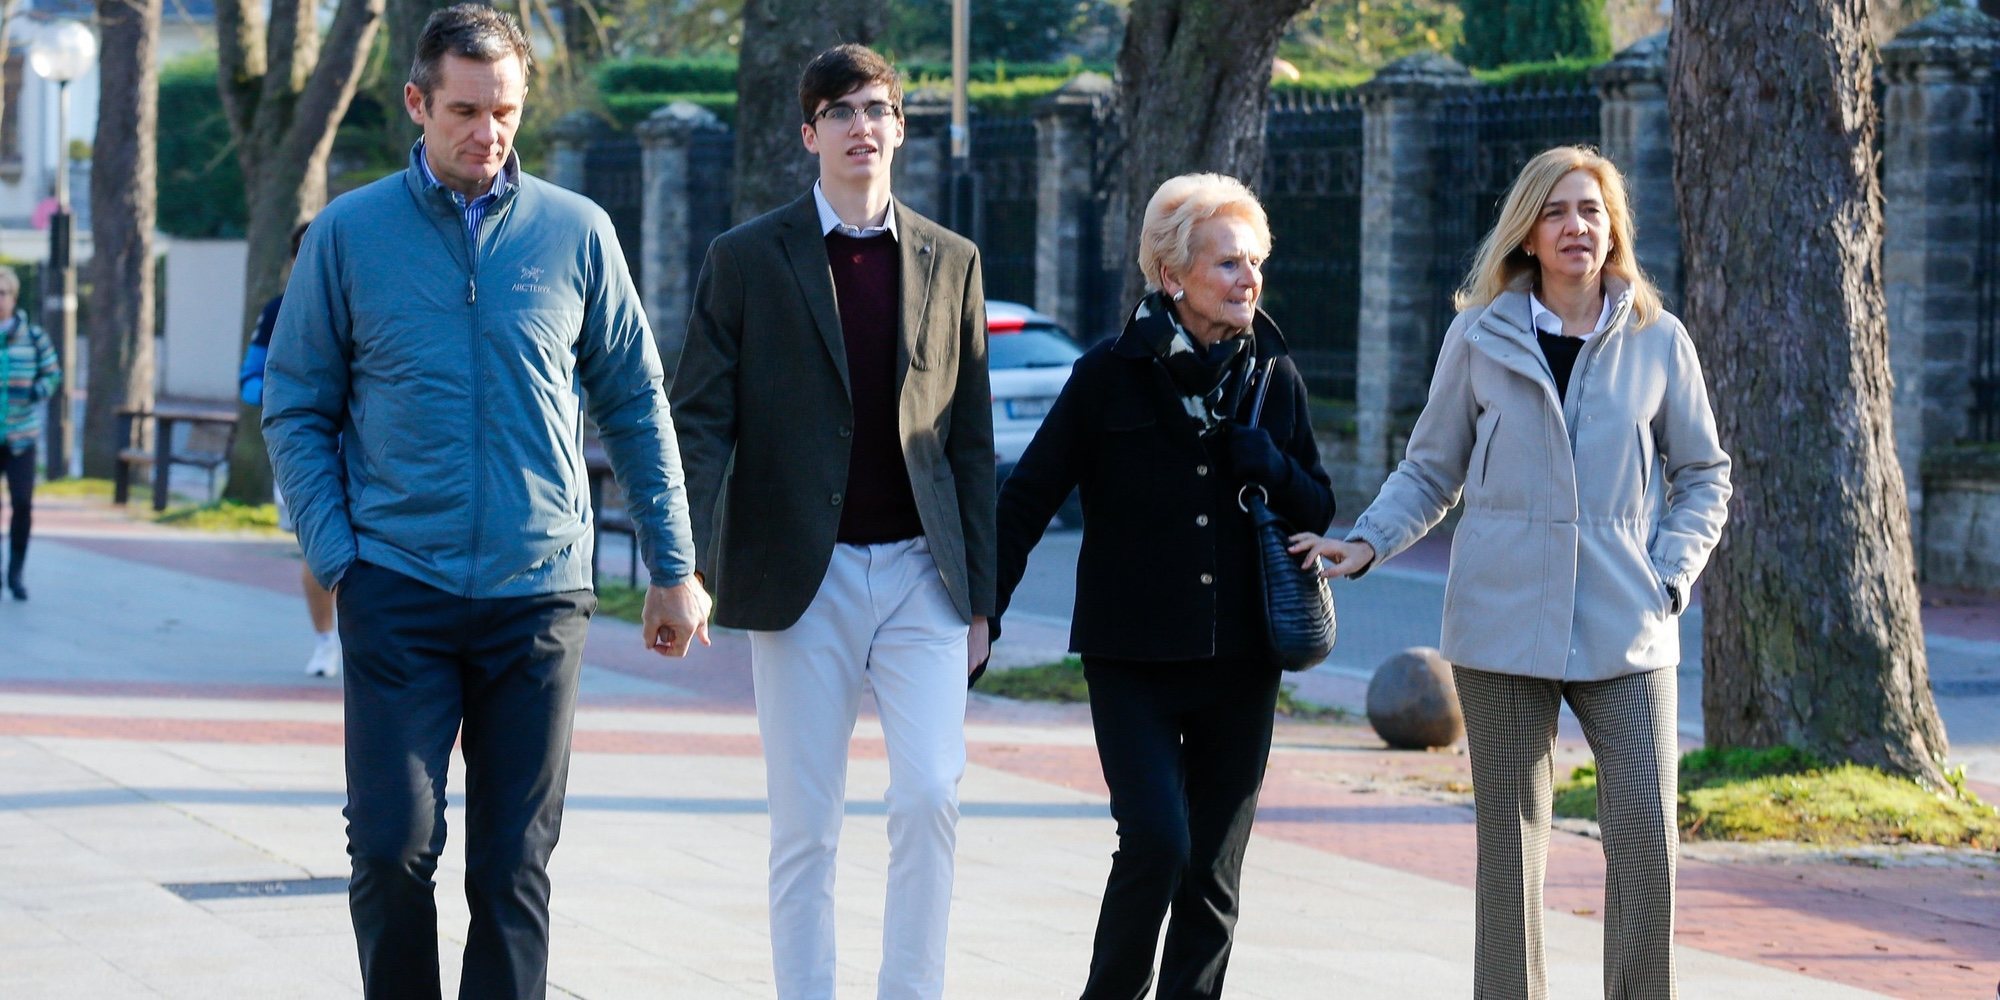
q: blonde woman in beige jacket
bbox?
[1290,146,1731,999]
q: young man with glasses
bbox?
[671,43,994,1000]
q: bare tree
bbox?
[1113,0,1315,304]
[730,0,886,223]
[1671,0,1948,784]
[216,0,384,502]
[80,0,161,478]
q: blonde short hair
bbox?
[0,267,21,297]
[1137,173,1271,292]
[1454,145,1661,328]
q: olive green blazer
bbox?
[670,192,995,630]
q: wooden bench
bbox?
[585,444,642,588]
[115,399,241,512]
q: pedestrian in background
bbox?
[994,173,1335,999]
[262,5,710,997]
[672,43,994,1000]
[239,220,340,677]
[0,265,59,601]
[1291,145,1732,999]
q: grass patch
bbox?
[982,656,1090,702]
[1553,746,2000,849]
[153,499,282,534]
[981,656,1350,721]
[37,476,151,504]
[595,582,647,624]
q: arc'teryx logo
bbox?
[513,264,552,294]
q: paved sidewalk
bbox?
[0,496,1995,998]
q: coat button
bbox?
[1196,514,1209,526]
[1199,573,1214,585]
[830,492,843,506]
[838,426,852,438]
[1196,464,1209,477]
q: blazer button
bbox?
[838,426,853,438]
[1196,464,1209,477]
[1196,514,1209,526]
[830,492,844,506]
[1199,573,1214,585]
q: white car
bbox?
[988,300,1085,525]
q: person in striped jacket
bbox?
[0,265,60,600]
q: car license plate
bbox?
[1006,397,1054,419]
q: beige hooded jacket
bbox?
[1348,282,1732,681]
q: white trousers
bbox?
[750,538,970,1000]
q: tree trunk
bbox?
[1670,0,1947,785]
[217,0,384,503]
[81,0,162,479]
[378,0,451,166]
[1113,0,1314,306]
[730,0,887,224]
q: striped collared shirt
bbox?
[415,141,518,240]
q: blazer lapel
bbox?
[779,194,851,398]
[895,205,938,399]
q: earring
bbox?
[1171,289,1186,302]
[1524,248,1535,257]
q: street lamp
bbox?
[27,18,96,481]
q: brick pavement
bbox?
[5,494,1997,998]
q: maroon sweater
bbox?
[826,231,923,543]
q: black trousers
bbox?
[1079,656,1282,1000]
[2,442,34,578]
[335,560,595,1000]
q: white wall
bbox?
[160,237,246,403]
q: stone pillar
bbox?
[895,88,952,223]
[1592,32,1681,307]
[1353,54,1478,478]
[1034,72,1113,340]
[545,110,600,193]
[1882,8,2000,542]
[637,101,726,369]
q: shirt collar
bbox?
[1528,290,1613,342]
[414,140,517,206]
[813,181,897,240]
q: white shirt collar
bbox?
[813,181,898,240]
[1528,291,1613,341]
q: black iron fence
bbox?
[584,136,646,290]
[1261,88,1364,401]
[687,127,735,284]
[1431,83,1603,347]
[970,114,1040,306]
[1974,65,2000,442]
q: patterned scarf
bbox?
[1129,291,1254,434]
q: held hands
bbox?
[643,579,713,657]
[1226,424,1288,487]
[968,616,990,678]
[1286,532,1376,579]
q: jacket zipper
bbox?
[464,210,485,595]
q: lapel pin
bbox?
[920,244,932,255]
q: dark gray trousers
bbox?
[1453,665,1680,1000]
[335,560,595,1000]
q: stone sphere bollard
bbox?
[1365,647,1464,750]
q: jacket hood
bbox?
[1477,275,1636,348]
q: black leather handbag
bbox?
[1240,359,1336,671]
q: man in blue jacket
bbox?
[262,6,710,997]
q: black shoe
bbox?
[7,582,23,601]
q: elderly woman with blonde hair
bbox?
[1292,146,1732,998]
[993,172,1335,998]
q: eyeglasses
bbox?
[813,102,899,126]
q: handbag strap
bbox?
[1246,357,1277,429]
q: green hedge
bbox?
[158,54,247,239]
[1469,56,1599,90]
[592,56,1113,99]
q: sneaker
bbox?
[305,637,341,678]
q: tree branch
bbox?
[280,0,384,167]
[212,0,264,141]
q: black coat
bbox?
[995,304,1335,664]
